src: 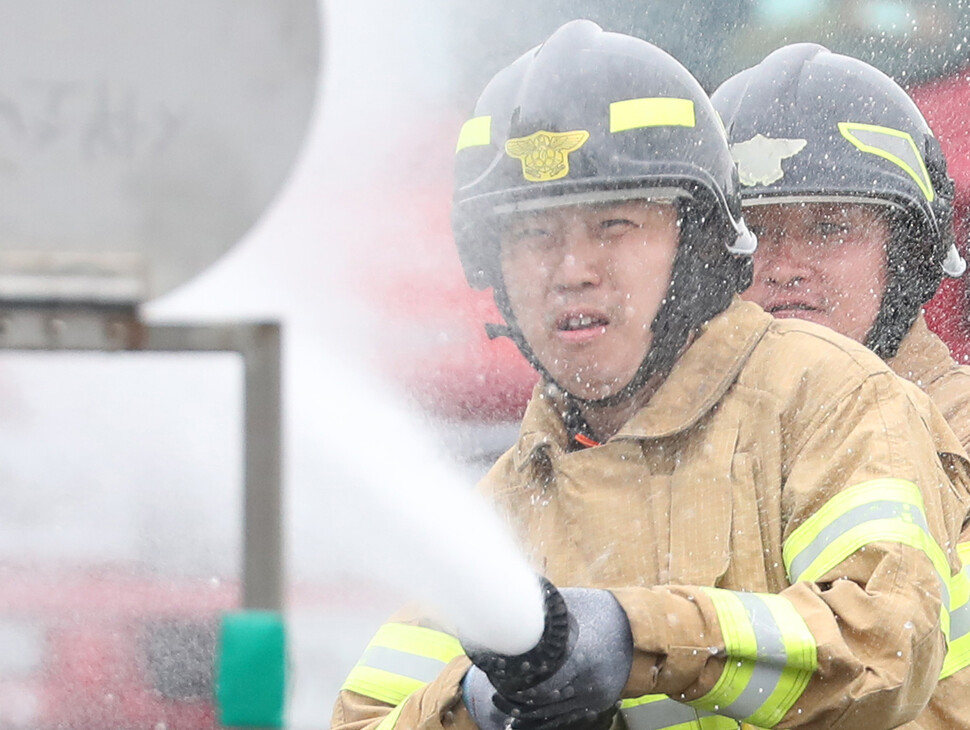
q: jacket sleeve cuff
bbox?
[371,656,478,730]
[610,586,728,700]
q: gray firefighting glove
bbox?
[463,667,511,730]
[463,587,633,730]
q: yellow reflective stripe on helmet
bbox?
[942,544,970,679]
[838,122,934,202]
[687,589,816,728]
[782,478,951,637]
[621,693,740,729]
[610,98,695,133]
[341,623,465,705]
[456,115,492,151]
[376,700,406,730]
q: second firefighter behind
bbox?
[711,43,970,729]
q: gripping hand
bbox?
[464,587,633,730]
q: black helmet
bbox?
[451,19,755,408]
[712,43,965,358]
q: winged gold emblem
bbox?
[505,129,590,182]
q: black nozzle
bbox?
[464,577,570,694]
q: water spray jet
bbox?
[462,577,571,694]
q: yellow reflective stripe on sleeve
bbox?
[456,115,491,151]
[942,543,970,679]
[343,666,426,706]
[367,623,464,663]
[687,589,816,728]
[838,122,934,201]
[958,542,970,564]
[782,478,951,637]
[707,720,745,729]
[621,693,740,729]
[376,700,406,730]
[341,623,465,705]
[610,98,695,133]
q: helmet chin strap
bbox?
[865,212,951,359]
[483,308,652,446]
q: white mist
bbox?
[289,339,545,656]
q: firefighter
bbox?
[332,22,970,730]
[711,43,970,728]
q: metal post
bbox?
[143,321,283,611]
[241,324,282,611]
[0,305,284,612]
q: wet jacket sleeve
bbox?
[329,613,480,730]
[610,370,969,730]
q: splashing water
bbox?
[290,338,545,656]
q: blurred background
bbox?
[3,1,970,728]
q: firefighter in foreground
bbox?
[332,21,970,730]
[711,44,970,728]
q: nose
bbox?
[755,237,814,288]
[551,225,603,291]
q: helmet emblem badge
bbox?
[505,129,590,182]
[730,134,807,186]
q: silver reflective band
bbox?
[622,696,726,729]
[952,594,970,644]
[716,593,787,720]
[359,645,450,684]
[785,499,949,611]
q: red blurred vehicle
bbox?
[911,72,970,361]
[0,565,235,730]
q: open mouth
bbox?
[557,313,610,331]
[768,302,819,314]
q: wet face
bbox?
[741,202,890,343]
[499,200,679,400]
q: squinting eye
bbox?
[515,227,550,238]
[508,228,557,251]
[599,218,638,235]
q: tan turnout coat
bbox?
[332,299,970,730]
[888,313,970,729]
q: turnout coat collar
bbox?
[512,297,770,470]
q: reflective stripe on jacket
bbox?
[889,313,970,728]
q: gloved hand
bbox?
[463,665,512,730]
[464,587,634,730]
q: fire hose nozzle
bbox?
[462,577,570,694]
